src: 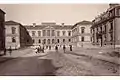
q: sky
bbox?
[0,4,109,25]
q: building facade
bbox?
[0,9,5,51]
[25,23,72,48]
[5,21,33,49]
[71,21,92,47]
[91,4,120,48]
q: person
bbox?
[38,45,41,53]
[63,45,66,53]
[70,45,72,51]
[49,46,51,50]
[42,46,44,53]
[9,46,12,55]
[55,45,58,52]
[4,48,7,55]
[35,47,38,54]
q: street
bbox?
[0,47,119,76]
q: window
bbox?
[11,27,16,34]
[62,31,66,36]
[47,30,50,36]
[68,31,71,36]
[12,37,16,42]
[57,39,59,43]
[47,39,50,44]
[32,39,35,43]
[81,37,84,41]
[43,39,46,44]
[63,39,65,42]
[57,31,60,36]
[39,39,41,43]
[110,22,113,30]
[52,39,55,44]
[32,31,36,36]
[38,31,41,36]
[81,27,85,33]
[43,30,46,36]
[69,39,71,42]
[52,30,55,36]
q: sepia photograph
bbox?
[0,3,120,76]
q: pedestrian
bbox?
[63,45,66,53]
[38,45,41,53]
[4,48,7,55]
[9,46,12,55]
[35,47,38,54]
[49,46,51,50]
[55,45,58,52]
[70,45,72,51]
[42,46,44,53]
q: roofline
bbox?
[0,9,5,14]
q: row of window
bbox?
[31,30,71,37]
[72,27,85,35]
[32,39,71,44]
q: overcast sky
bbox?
[0,4,109,25]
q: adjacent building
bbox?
[71,21,92,47]
[5,21,33,49]
[91,4,120,48]
[25,23,73,48]
[0,9,5,51]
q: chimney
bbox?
[109,4,119,8]
[61,23,64,27]
[33,23,36,27]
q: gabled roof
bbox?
[5,20,20,25]
[72,20,92,29]
[0,9,5,14]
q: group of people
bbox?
[35,45,44,54]
[55,45,73,53]
[3,46,12,55]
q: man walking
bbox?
[55,45,58,52]
[63,45,66,53]
[69,45,72,51]
[9,46,12,55]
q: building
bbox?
[71,20,92,47]
[25,22,73,48]
[91,4,120,48]
[0,9,5,51]
[5,20,33,49]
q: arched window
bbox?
[57,39,59,43]
[43,39,46,44]
[47,39,50,44]
[63,39,65,42]
[39,39,41,43]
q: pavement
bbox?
[55,47,120,75]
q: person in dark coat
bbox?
[63,45,66,53]
[42,46,44,53]
[4,48,7,55]
[55,45,58,52]
[69,45,72,51]
[49,46,51,50]
[9,46,12,55]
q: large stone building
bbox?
[25,23,73,48]
[5,21,33,49]
[91,4,120,48]
[71,21,92,47]
[0,9,5,51]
